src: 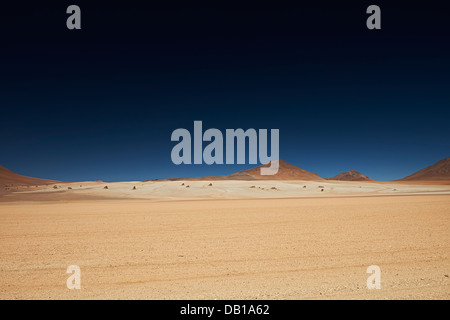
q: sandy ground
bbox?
[2,179,450,202]
[0,195,449,300]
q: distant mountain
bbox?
[400,157,450,181]
[152,159,323,181]
[228,159,323,180]
[0,165,61,186]
[327,170,374,181]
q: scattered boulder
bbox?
[132,186,137,190]
[104,186,109,189]
[250,186,256,188]
[53,185,58,189]
[68,187,72,190]
[208,183,213,186]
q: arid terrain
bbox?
[0,160,449,299]
[0,192,449,299]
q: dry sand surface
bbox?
[2,179,450,202]
[0,195,449,299]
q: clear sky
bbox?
[1,2,449,181]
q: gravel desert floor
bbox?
[0,195,449,299]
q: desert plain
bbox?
[0,178,449,300]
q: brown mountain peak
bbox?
[0,165,14,173]
[0,165,62,186]
[230,159,323,180]
[328,170,374,181]
[400,157,450,181]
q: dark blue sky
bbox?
[1,2,449,181]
